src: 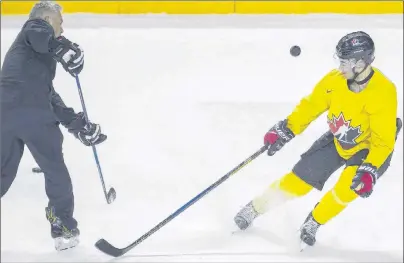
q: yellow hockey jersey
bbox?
[286,67,398,169]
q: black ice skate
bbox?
[45,207,80,251]
[299,212,321,251]
[234,201,260,230]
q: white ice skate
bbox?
[54,234,80,251]
[46,207,80,251]
[299,212,321,252]
[234,201,260,230]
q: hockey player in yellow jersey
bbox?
[233,31,402,249]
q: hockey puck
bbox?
[32,167,43,173]
[290,45,301,57]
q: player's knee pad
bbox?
[271,171,314,197]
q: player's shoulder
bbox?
[370,67,397,95]
[322,69,344,80]
[318,69,347,85]
[312,68,339,83]
[313,69,345,92]
[372,67,396,87]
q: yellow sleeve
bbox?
[286,71,333,135]
[364,84,397,169]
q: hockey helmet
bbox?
[335,31,375,65]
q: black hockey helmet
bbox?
[335,31,375,64]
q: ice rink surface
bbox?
[1,14,403,262]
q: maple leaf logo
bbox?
[327,113,362,147]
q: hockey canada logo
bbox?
[328,113,362,147]
[351,38,359,46]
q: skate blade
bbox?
[299,241,309,252]
[296,229,310,252]
[54,236,80,251]
[231,224,247,235]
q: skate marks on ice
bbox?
[232,226,403,263]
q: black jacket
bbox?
[1,18,83,131]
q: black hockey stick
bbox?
[75,75,116,204]
[95,145,269,257]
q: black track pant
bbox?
[1,123,77,230]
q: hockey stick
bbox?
[95,145,269,257]
[75,75,116,204]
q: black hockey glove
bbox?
[264,119,295,156]
[74,122,107,146]
[350,163,378,198]
[67,113,107,146]
[51,36,84,77]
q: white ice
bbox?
[1,14,403,262]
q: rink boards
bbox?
[1,1,402,15]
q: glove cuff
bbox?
[358,163,379,182]
[277,119,295,141]
[66,112,87,133]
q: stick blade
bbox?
[107,187,117,204]
[95,238,125,257]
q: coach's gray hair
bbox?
[29,1,62,19]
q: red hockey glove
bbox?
[350,163,378,198]
[264,119,295,156]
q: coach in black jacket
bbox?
[1,1,106,250]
